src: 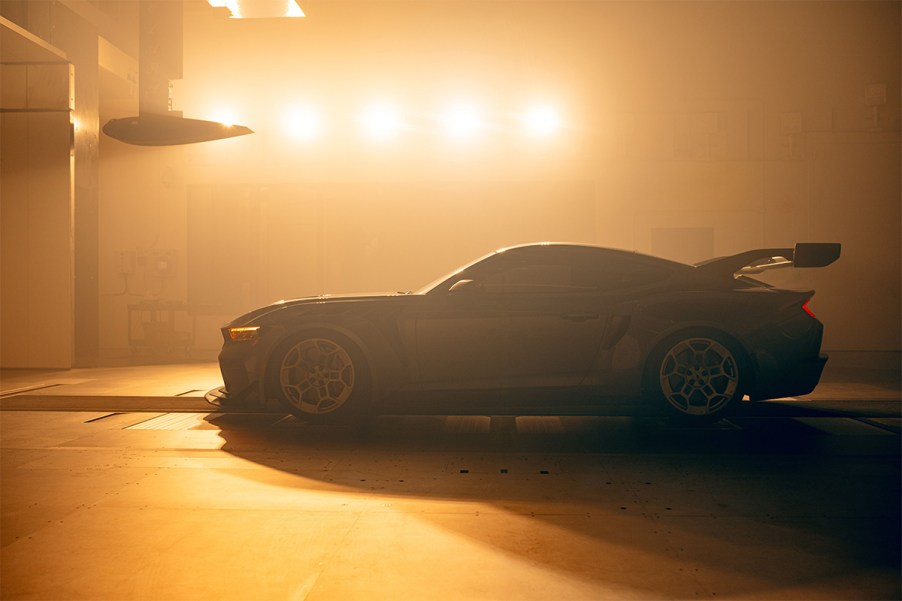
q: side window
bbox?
[466,251,671,294]
[482,263,583,293]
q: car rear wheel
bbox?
[269,334,368,422]
[646,332,745,421]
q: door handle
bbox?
[560,312,599,322]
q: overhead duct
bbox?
[102,0,252,146]
[102,112,253,146]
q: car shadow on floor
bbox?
[208,413,901,599]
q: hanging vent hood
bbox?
[102,1,253,146]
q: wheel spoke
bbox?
[659,336,740,417]
[707,365,725,378]
[280,338,356,415]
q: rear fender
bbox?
[640,323,758,397]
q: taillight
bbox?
[802,299,816,318]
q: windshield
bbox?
[415,251,497,294]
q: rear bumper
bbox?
[750,353,828,400]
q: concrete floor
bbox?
[1,362,900,600]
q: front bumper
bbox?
[204,382,260,408]
[210,336,269,408]
[204,386,230,406]
[214,326,289,409]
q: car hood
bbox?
[226,292,417,326]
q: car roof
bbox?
[496,242,692,269]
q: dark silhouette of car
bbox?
[207,242,841,422]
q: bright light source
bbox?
[284,106,321,140]
[207,0,305,18]
[209,108,239,127]
[522,104,562,137]
[441,102,483,139]
[359,101,403,140]
[284,1,304,17]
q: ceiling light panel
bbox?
[207,0,304,19]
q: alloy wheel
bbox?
[659,337,739,416]
[279,338,356,415]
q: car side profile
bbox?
[207,242,841,423]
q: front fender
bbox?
[258,318,407,407]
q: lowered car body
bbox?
[208,242,840,422]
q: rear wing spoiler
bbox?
[694,243,841,278]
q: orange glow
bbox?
[209,108,239,127]
[521,104,562,137]
[227,326,261,341]
[358,101,403,140]
[283,106,322,140]
[440,102,484,140]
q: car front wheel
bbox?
[646,333,745,421]
[269,334,368,422]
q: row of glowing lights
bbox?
[209,102,565,141]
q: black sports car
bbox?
[207,242,841,422]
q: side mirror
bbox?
[448,279,483,295]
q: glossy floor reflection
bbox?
[2,405,899,600]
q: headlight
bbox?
[225,326,263,342]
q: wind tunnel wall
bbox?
[90,1,899,361]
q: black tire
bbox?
[266,331,370,423]
[644,330,746,422]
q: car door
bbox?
[405,246,675,406]
[412,274,510,390]
[413,248,612,390]
[487,257,610,388]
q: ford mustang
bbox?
[206,242,841,422]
